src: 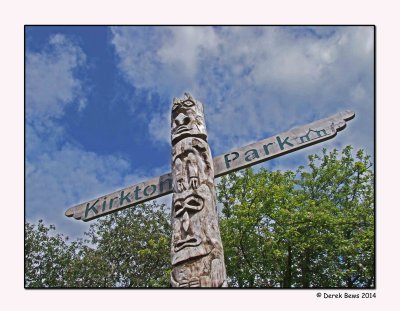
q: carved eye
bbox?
[182,100,195,107]
[174,202,184,217]
[187,199,201,206]
[184,196,204,212]
[172,99,194,112]
[174,113,191,128]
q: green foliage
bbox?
[25,202,171,288]
[25,146,374,288]
[77,201,171,287]
[25,220,79,287]
[217,146,374,288]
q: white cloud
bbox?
[26,133,174,238]
[26,144,131,237]
[148,110,171,144]
[26,34,87,121]
[111,26,220,97]
[110,26,374,156]
[25,34,129,237]
[21,26,367,239]
[26,33,178,238]
[156,27,220,79]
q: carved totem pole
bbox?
[170,93,227,287]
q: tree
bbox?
[25,220,79,287]
[75,201,171,287]
[217,146,374,288]
[25,202,171,288]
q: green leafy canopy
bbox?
[218,146,374,288]
[25,146,374,288]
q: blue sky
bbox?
[25,26,374,238]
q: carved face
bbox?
[172,138,213,194]
[171,183,219,265]
[171,96,207,144]
[173,193,204,252]
[171,137,217,266]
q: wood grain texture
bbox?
[170,94,227,287]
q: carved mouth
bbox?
[176,126,191,134]
[174,236,201,251]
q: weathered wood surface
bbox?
[213,110,355,177]
[170,93,227,287]
[65,110,355,222]
[64,172,173,221]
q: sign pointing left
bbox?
[65,173,173,221]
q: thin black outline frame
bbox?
[24,24,376,290]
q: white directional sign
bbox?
[65,173,173,221]
[65,110,355,222]
[213,110,355,176]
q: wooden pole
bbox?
[170,93,227,287]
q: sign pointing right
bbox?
[213,110,355,177]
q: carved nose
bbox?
[175,113,190,126]
[182,211,190,232]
